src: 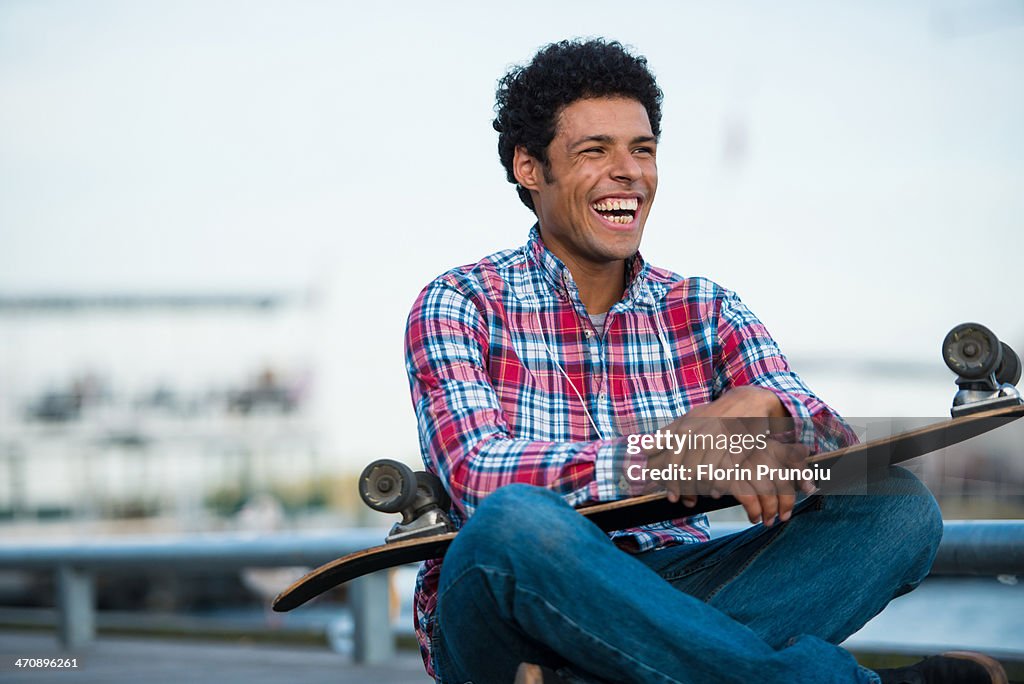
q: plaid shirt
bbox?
[404,226,855,678]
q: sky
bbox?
[1,0,1023,448]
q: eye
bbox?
[582,147,605,156]
[633,146,656,156]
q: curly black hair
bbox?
[493,38,663,213]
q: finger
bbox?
[775,473,796,499]
[709,451,744,499]
[732,478,762,524]
[735,493,762,525]
[759,492,779,527]
[665,475,686,502]
[703,447,733,498]
[774,444,815,497]
[682,496,697,508]
[800,477,817,496]
[678,448,705,500]
[777,493,796,522]
[754,441,800,523]
[769,459,797,526]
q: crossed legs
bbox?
[431,467,942,684]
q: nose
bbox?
[609,147,643,183]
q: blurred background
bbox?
[0,0,1022,675]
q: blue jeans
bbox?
[431,467,942,683]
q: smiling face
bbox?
[514,96,658,273]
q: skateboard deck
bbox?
[273,404,1024,612]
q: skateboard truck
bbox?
[358,459,455,543]
[943,322,1022,417]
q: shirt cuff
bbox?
[590,436,646,501]
[763,387,817,449]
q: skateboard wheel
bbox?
[359,459,417,514]
[415,470,451,512]
[943,323,1001,380]
[996,341,1022,387]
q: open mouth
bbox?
[590,197,639,226]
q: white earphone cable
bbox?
[534,311,607,440]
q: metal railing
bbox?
[0,529,392,662]
[1,521,1022,662]
[710,520,1024,577]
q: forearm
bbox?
[414,386,635,517]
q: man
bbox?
[404,39,1006,683]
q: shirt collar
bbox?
[523,224,657,309]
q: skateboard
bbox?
[272,323,1023,613]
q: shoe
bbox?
[514,662,564,684]
[874,651,1007,684]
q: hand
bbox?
[638,387,814,526]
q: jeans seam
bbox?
[704,523,789,603]
[511,574,685,684]
[430,612,463,683]
[444,563,685,684]
[660,556,723,582]
[702,496,824,603]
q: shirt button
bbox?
[598,390,607,401]
[584,329,594,338]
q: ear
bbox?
[512,146,543,191]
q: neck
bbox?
[556,251,626,315]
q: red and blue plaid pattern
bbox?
[405,226,855,677]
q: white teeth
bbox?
[590,198,639,212]
[590,197,638,225]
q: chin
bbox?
[601,230,644,257]
[597,243,642,262]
